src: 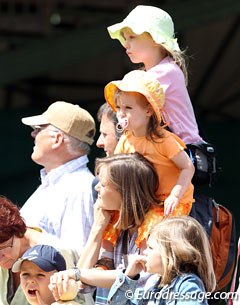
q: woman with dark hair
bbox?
[0,196,92,305]
[0,196,82,304]
[0,196,43,304]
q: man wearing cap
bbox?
[20,101,96,258]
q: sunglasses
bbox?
[31,125,59,134]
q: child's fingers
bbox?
[135,255,147,264]
[138,256,147,271]
[48,282,61,301]
[135,259,147,272]
[128,254,145,265]
[140,262,147,272]
[126,255,147,276]
[164,204,171,216]
[36,290,47,305]
[50,272,68,299]
[164,196,179,216]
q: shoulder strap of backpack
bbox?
[228,237,240,305]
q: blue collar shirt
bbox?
[20,155,95,257]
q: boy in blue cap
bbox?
[12,245,77,305]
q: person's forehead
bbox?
[117,91,147,106]
[98,165,109,181]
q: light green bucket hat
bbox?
[107,5,180,52]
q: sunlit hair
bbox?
[149,216,216,292]
[0,196,27,243]
[114,90,164,141]
[142,32,189,85]
[95,153,160,230]
[160,45,189,86]
[97,102,121,140]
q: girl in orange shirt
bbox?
[105,69,195,216]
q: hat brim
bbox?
[104,81,121,112]
[108,22,180,52]
[104,80,164,122]
[108,22,146,47]
[105,80,154,111]
[12,256,57,273]
[21,115,49,126]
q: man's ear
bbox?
[52,132,64,149]
[146,105,154,117]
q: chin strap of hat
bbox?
[159,108,170,129]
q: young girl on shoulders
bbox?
[107,216,216,305]
[105,70,195,216]
[107,5,203,145]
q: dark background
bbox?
[0,1,239,238]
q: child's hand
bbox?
[36,290,48,305]
[164,194,179,216]
[125,255,147,279]
[49,270,78,301]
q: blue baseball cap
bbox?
[12,245,66,273]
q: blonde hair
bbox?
[150,216,216,292]
[162,45,189,86]
[144,32,189,85]
[95,153,160,230]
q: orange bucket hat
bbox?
[104,70,165,123]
